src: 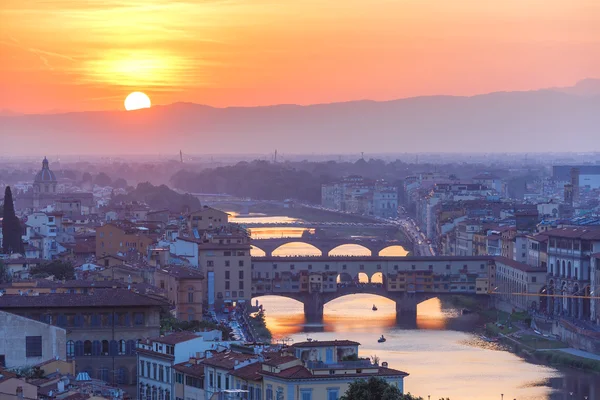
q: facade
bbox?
[494,257,546,311]
[187,207,229,233]
[153,265,205,321]
[544,227,600,320]
[0,369,39,400]
[0,310,67,369]
[173,357,205,400]
[196,227,252,310]
[96,221,155,258]
[0,288,167,385]
[592,254,600,325]
[321,176,398,218]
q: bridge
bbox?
[244,222,395,229]
[251,255,493,321]
[250,237,412,257]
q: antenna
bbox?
[361,152,364,160]
[180,150,183,163]
[274,150,278,163]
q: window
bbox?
[102,340,109,355]
[159,366,164,381]
[134,312,145,325]
[140,361,145,377]
[300,389,312,400]
[188,292,194,303]
[207,260,214,267]
[217,374,222,389]
[239,290,244,298]
[176,373,183,383]
[66,340,75,357]
[84,340,92,356]
[225,281,230,289]
[186,376,203,388]
[225,260,230,267]
[239,270,244,279]
[119,340,126,355]
[238,260,244,267]
[224,251,232,256]
[225,271,230,279]
[239,281,244,289]
[209,372,214,387]
[531,276,537,283]
[327,389,340,400]
[26,336,42,357]
[266,386,273,400]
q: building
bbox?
[592,253,600,325]
[96,221,155,258]
[262,341,408,400]
[173,357,205,400]
[0,310,67,369]
[196,226,252,311]
[526,234,548,269]
[137,331,232,400]
[321,176,398,218]
[0,288,168,385]
[187,207,229,233]
[545,227,600,321]
[0,368,39,399]
[153,265,205,321]
[494,257,546,311]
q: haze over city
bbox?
[1,1,600,400]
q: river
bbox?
[230,212,600,400]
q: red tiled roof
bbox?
[150,332,200,345]
[174,360,205,377]
[291,340,360,348]
[0,288,169,308]
[201,351,258,370]
[260,365,409,380]
[544,227,600,240]
[494,257,545,273]
[228,362,263,382]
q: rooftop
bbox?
[291,340,360,348]
[545,227,600,240]
[494,257,545,273]
[201,351,258,370]
[0,288,169,309]
[149,332,201,345]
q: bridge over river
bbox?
[251,255,493,321]
[250,237,412,257]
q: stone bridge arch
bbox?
[271,242,322,256]
[378,245,410,257]
[328,244,372,256]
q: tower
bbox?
[570,168,580,204]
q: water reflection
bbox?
[253,294,600,400]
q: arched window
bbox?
[92,340,101,356]
[102,340,109,355]
[84,340,92,356]
[119,340,126,355]
[66,340,75,357]
[567,262,572,278]
[75,340,84,357]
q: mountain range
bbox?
[1,79,599,155]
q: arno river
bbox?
[230,213,600,400]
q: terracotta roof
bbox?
[544,227,600,240]
[494,257,545,273]
[291,340,360,348]
[0,288,169,309]
[262,353,298,366]
[201,351,258,370]
[0,368,18,383]
[229,362,263,382]
[157,265,204,280]
[260,365,409,380]
[150,332,200,345]
[174,360,205,377]
[0,279,126,289]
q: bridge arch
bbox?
[356,272,369,283]
[378,245,409,257]
[370,271,385,284]
[336,273,353,284]
[328,244,372,257]
[272,242,322,256]
[250,245,267,257]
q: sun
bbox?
[124,91,151,111]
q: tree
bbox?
[30,260,75,280]
[340,377,426,400]
[113,178,128,189]
[94,172,112,187]
[1,186,24,254]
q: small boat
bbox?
[372,305,378,311]
[378,335,386,343]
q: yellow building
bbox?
[187,207,229,232]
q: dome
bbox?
[34,157,57,183]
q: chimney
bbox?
[382,361,388,368]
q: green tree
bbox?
[94,172,113,187]
[2,186,24,254]
[0,260,10,284]
[30,260,75,280]
[340,377,427,400]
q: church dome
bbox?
[34,157,58,183]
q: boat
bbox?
[378,335,386,343]
[372,305,378,311]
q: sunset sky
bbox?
[1,0,599,114]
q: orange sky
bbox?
[1,0,599,114]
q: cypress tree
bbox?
[2,186,24,254]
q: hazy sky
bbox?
[1,0,599,113]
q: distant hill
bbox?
[1,80,599,155]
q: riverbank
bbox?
[248,309,273,342]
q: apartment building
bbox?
[96,221,155,258]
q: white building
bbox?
[137,331,237,400]
[0,310,67,369]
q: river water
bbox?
[230,212,600,400]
